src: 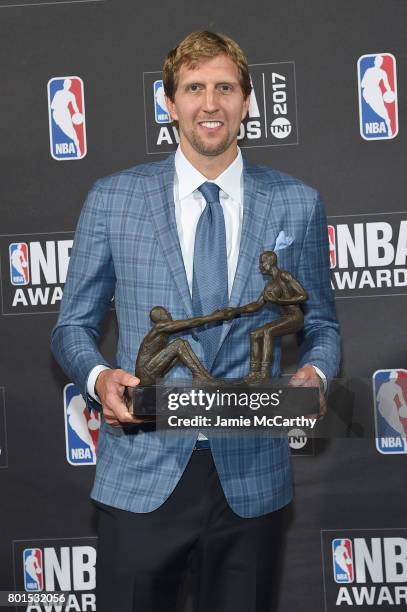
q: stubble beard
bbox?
[187,126,236,157]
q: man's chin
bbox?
[190,135,233,158]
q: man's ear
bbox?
[241,94,250,121]
[165,96,178,122]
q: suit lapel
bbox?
[142,154,193,317]
[216,160,275,352]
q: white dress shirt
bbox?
[173,145,243,297]
[87,146,326,408]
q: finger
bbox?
[104,416,120,426]
[102,406,123,425]
[290,366,310,380]
[116,406,139,423]
[105,414,144,425]
[319,391,327,417]
[103,395,139,423]
[113,370,140,388]
[104,411,144,426]
[289,372,313,386]
[289,365,321,387]
[102,403,122,426]
[101,376,138,416]
[306,391,326,419]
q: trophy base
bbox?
[132,385,157,421]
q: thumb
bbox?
[289,367,310,386]
[116,370,140,387]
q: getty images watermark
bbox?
[135,383,320,432]
[166,388,318,429]
[134,377,407,442]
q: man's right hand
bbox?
[95,368,141,426]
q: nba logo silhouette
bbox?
[64,383,100,465]
[327,225,336,269]
[332,538,354,584]
[9,243,29,286]
[47,76,87,160]
[154,80,170,124]
[373,369,407,454]
[23,548,43,592]
[357,54,398,140]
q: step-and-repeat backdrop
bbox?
[0,0,406,610]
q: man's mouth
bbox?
[198,121,224,130]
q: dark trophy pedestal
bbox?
[132,386,157,421]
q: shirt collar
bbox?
[175,145,243,202]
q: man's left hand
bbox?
[288,364,326,418]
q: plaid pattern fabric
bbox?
[51,154,340,517]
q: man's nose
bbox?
[202,87,219,113]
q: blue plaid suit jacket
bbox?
[51,153,340,517]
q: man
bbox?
[51,31,340,612]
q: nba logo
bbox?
[64,384,100,465]
[357,54,398,140]
[9,243,29,286]
[373,369,407,454]
[154,80,170,124]
[23,548,43,592]
[47,76,87,160]
[327,225,336,269]
[332,538,354,584]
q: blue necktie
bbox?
[192,182,229,371]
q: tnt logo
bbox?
[154,80,170,123]
[287,427,314,456]
[64,384,100,465]
[288,428,308,450]
[47,76,87,160]
[357,54,398,140]
[373,369,407,454]
[23,548,43,592]
[332,539,354,584]
[9,243,29,286]
[328,225,336,269]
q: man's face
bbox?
[165,54,250,158]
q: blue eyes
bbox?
[186,84,233,93]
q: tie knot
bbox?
[198,182,220,204]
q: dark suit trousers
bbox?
[94,448,287,612]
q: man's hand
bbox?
[288,364,326,418]
[95,368,141,426]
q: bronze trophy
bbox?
[131,251,308,418]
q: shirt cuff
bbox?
[87,365,111,402]
[311,365,327,393]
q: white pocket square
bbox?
[273,230,294,251]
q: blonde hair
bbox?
[163,31,252,102]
